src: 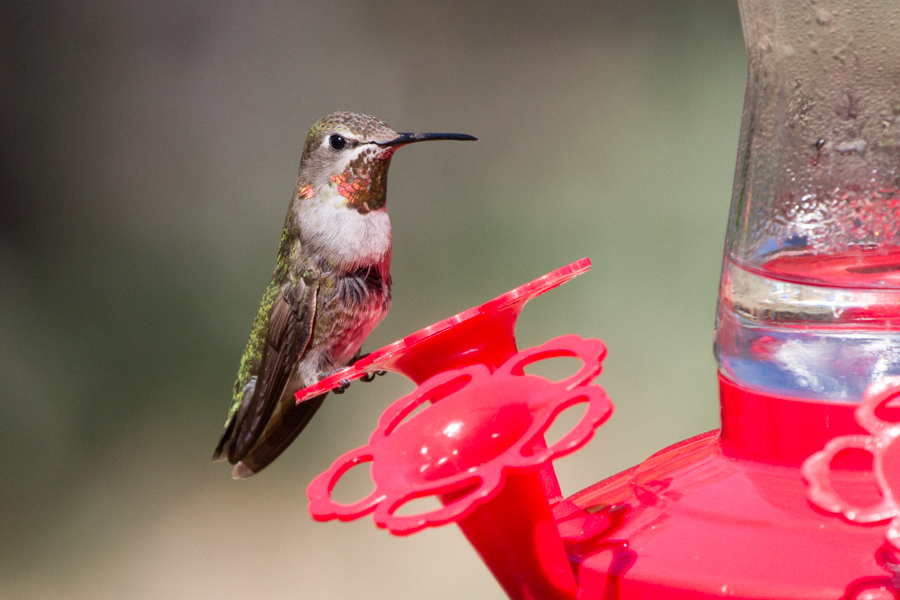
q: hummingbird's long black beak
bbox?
[377,132,478,147]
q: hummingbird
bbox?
[213,112,476,479]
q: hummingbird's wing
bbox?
[214,276,320,469]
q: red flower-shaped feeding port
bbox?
[307,334,612,600]
[803,377,900,551]
[307,334,611,533]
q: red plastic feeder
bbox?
[554,378,890,600]
[300,261,895,599]
[300,0,900,596]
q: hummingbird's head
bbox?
[296,112,476,213]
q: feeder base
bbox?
[556,376,892,600]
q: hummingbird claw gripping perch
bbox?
[359,370,387,383]
[331,379,352,395]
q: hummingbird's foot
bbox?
[331,379,351,394]
[317,369,352,393]
[359,370,387,383]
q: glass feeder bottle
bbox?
[715,0,900,402]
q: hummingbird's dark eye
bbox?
[329,134,347,151]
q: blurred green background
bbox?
[0,1,745,598]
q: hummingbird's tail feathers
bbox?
[232,461,255,479]
[228,392,328,478]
